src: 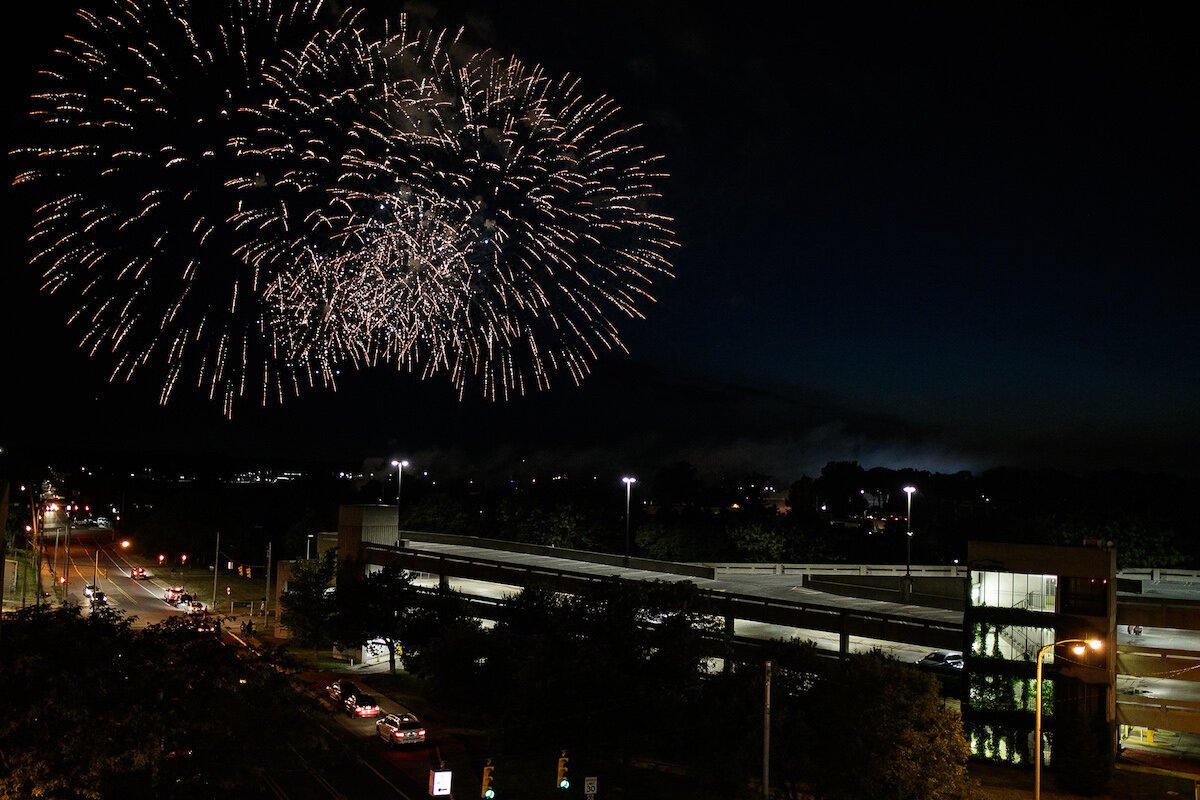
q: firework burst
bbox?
[367,37,679,399]
[15,3,677,413]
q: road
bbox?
[53,529,183,625]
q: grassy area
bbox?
[129,559,269,615]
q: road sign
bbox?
[585,776,597,793]
[429,767,451,796]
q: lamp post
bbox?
[902,485,916,577]
[1034,638,1103,800]
[306,533,314,560]
[622,477,636,567]
[390,460,409,504]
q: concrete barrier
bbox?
[397,530,717,580]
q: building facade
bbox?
[964,541,1116,766]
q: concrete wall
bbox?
[1117,595,1200,630]
[804,574,967,611]
[339,505,398,563]
[399,530,716,580]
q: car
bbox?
[164,586,185,604]
[90,591,108,607]
[916,650,964,672]
[84,584,97,598]
[193,614,219,634]
[345,693,381,718]
[326,680,361,703]
[130,567,147,580]
[183,600,206,615]
[376,713,426,748]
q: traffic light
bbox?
[556,753,569,790]
[480,761,495,799]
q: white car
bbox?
[376,713,426,747]
[183,600,206,615]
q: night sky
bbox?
[2,2,1196,478]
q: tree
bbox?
[0,606,320,799]
[334,565,416,674]
[279,549,336,648]
[797,653,976,800]
[730,521,788,561]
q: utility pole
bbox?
[64,514,71,601]
[264,542,272,622]
[763,659,772,800]
[211,531,220,608]
[63,513,72,599]
[31,488,43,606]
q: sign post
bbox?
[585,775,598,799]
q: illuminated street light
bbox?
[120,540,131,549]
[622,477,637,567]
[1034,638,1103,800]
[902,485,916,579]
[390,459,410,505]
[306,533,315,560]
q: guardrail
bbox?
[1118,568,1200,586]
[709,563,968,578]
[366,544,963,651]
[397,530,716,580]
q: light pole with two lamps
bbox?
[391,459,410,546]
[391,460,409,504]
[1034,637,1104,800]
[622,477,636,567]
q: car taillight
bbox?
[418,729,426,736]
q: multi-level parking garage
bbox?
[280,504,1200,766]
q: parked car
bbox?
[184,600,206,615]
[376,713,426,747]
[84,584,97,598]
[345,693,381,718]
[916,650,964,673]
[164,586,185,604]
[326,680,361,703]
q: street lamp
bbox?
[390,459,409,504]
[622,477,637,567]
[306,533,314,560]
[902,485,916,577]
[1034,638,1103,800]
